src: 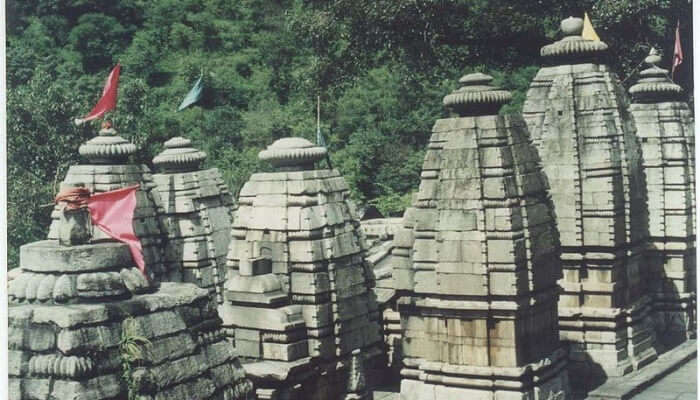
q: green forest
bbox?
[7,0,694,269]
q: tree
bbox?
[6,0,694,268]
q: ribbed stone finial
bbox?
[442,73,512,116]
[561,16,584,36]
[629,49,683,102]
[644,48,662,67]
[78,127,137,164]
[153,136,207,173]
[258,137,327,170]
[541,17,608,60]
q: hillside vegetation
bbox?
[7,0,693,268]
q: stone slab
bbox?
[20,241,133,273]
[585,340,697,400]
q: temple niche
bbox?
[628,49,696,349]
[218,137,383,400]
[522,17,658,381]
[8,128,254,400]
[152,136,235,303]
[392,73,570,399]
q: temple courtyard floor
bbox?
[371,341,698,400]
[629,357,696,400]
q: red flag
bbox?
[672,20,683,80]
[87,185,145,274]
[75,64,121,125]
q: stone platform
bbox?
[9,282,253,400]
[585,340,697,400]
[629,357,697,400]
[370,349,698,400]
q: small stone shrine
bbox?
[628,49,696,349]
[8,197,253,399]
[522,17,658,379]
[152,136,235,303]
[392,73,570,399]
[47,125,170,281]
[361,217,404,378]
[219,137,383,399]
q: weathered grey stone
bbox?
[10,203,253,400]
[262,340,309,361]
[153,138,234,304]
[120,267,152,294]
[522,18,658,383]
[76,271,127,298]
[628,49,696,349]
[220,136,383,399]
[9,242,158,305]
[343,349,370,400]
[8,350,30,377]
[20,240,133,273]
[394,72,570,399]
[47,128,170,282]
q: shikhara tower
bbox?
[522,17,658,380]
[9,127,253,400]
[153,136,235,303]
[47,126,170,281]
[628,49,696,349]
[393,73,570,399]
[219,137,382,400]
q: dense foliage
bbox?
[7,0,694,268]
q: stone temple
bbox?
[392,73,571,399]
[361,217,404,378]
[47,126,170,282]
[6,14,698,400]
[522,17,658,380]
[8,130,254,400]
[153,136,235,304]
[219,137,383,399]
[628,49,696,349]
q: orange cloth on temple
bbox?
[55,187,91,210]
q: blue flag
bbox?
[177,74,203,111]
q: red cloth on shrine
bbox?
[87,185,145,273]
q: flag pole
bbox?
[317,95,333,169]
[200,69,205,137]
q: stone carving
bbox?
[153,136,235,303]
[393,73,570,399]
[344,349,371,400]
[219,137,383,399]
[9,241,151,304]
[28,354,95,379]
[47,126,170,282]
[9,206,253,400]
[522,17,658,380]
[628,49,696,349]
